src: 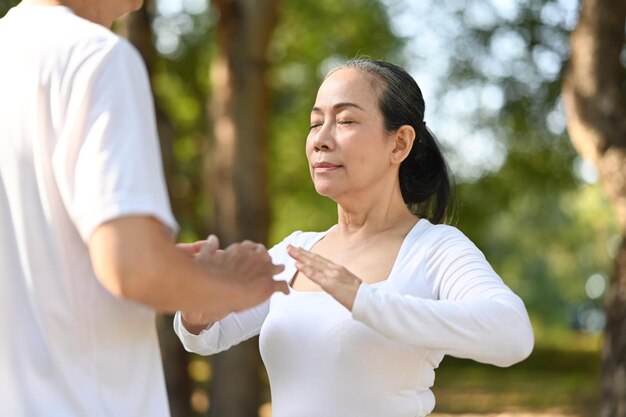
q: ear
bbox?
[390,125,415,164]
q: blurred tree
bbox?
[562,1,626,415]
[437,0,591,324]
[204,1,278,416]
[379,0,619,332]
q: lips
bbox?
[313,161,341,169]
[313,161,341,172]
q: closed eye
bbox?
[309,123,322,130]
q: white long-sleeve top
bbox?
[174,219,534,417]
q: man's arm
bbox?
[88,216,287,314]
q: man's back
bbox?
[0,5,175,416]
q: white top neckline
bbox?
[288,218,427,294]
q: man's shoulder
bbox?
[63,14,134,60]
[1,6,126,50]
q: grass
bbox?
[431,336,601,416]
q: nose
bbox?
[312,122,335,151]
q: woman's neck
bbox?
[335,189,417,238]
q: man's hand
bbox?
[180,235,288,333]
[90,217,286,315]
[202,239,289,310]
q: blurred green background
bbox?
[2,0,622,416]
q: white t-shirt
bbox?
[0,5,177,417]
[174,219,534,417]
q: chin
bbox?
[313,184,329,196]
[313,184,339,200]
[130,0,145,11]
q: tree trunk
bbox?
[603,239,626,416]
[206,0,278,416]
[562,1,626,416]
[116,5,193,417]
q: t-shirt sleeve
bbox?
[52,38,178,242]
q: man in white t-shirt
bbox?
[0,1,288,416]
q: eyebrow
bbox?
[311,102,365,113]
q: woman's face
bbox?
[306,68,396,201]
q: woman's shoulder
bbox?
[406,219,480,258]
[268,229,330,265]
[412,219,468,243]
[271,228,331,249]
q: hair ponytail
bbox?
[399,122,454,224]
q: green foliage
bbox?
[434,331,601,415]
[384,0,620,329]
[434,352,599,416]
[148,2,217,240]
[456,136,618,324]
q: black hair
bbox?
[326,58,455,224]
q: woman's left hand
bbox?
[287,244,362,311]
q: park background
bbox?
[2,0,624,416]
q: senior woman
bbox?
[174,58,534,417]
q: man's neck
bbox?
[20,0,115,27]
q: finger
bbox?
[224,242,244,257]
[232,240,257,251]
[288,246,344,288]
[239,253,278,279]
[197,238,216,258]
[286,243,301,258]
[229,240,266,254]
[287,245,332,272]
[287,244,320,263]
[272,280,290,295]
[227,243,271,266]
[176,243,195,255]
[240,242,268,256]
[293,260,323,283]
[205,234,220,254]
[223,244,247,267]
[271,263,285,275]
[176,241,205,257]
